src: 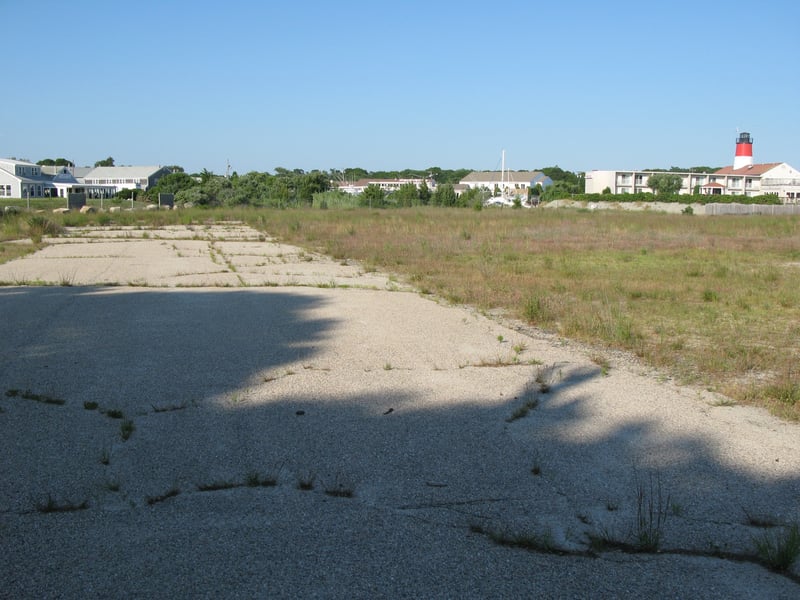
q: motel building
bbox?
[585,133,800,203]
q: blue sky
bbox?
[4,0,798,175]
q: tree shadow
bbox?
[1,285,799,595]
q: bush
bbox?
[27,216,62,243]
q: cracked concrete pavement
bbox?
[1,223,798,598]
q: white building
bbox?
[82,165,172,197]
[584,133,800,202]
[0,159,173,200]
[0,158,92,199]
[585,164,800,202]
[336,178,436,195]
[459,170,553,198]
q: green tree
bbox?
[647,173,683,196]
[199,168,214,184]
[37,158,74,167]
[343,167,368,181]
[116,188,142,201]
[296,171,330,204]
[432,184,457,207]
[94,156,115,167]
[418,180,431,205]
[393,183,419,207]
[147,172,197,197]
[361,184,386,207]
[175,186,211,206]
[459,187,485,209]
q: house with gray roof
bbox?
[82,165,172,196]
[460,170,553,200]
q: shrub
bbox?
[27,215,62,242]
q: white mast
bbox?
[501,149,506,197]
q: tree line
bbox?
[138,166,585,208]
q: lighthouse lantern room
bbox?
[734,132,754,170]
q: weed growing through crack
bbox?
[324,474,355,498]
[99,449,110,465]
[83,401,99,410]
[754,523,800,572]
[534,367,554,393]
[146,488,181,506]
[634,472,670,552]
[743,508,779,528]
[531,452,542,476]
[120,419,135,441]
[6,389,65,406]
[151,401,189,413]
[506,397,539,422]
[478,525,557,554]
[246,470,279,488]
[105,409,124,419]
[198,480,240,492]
[590,353,611,376]
[36,495,89,513]
[297,471,316,491]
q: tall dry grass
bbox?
[261,207,800,420]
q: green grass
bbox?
[120,419,135,441]
[260,207,800,421]
[754,524,800,572]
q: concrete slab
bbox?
[1,224,798,598]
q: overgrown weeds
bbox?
[634,472,670,552]
[753,524,800,572]
[26,215,62,243]
[260,207,800,421]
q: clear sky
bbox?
[4,0,798,175]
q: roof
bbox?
[0,158,37,167]
[701,182,725,188]
[84,166,169,179]
[460,170,545,184]
[714,163,782,176]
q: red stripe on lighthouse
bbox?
[735,144,753,156]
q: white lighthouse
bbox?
[733,132,754,170]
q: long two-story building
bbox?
[585,134,800,202]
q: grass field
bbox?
[2,204,799,420]
[258,207,800,421]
